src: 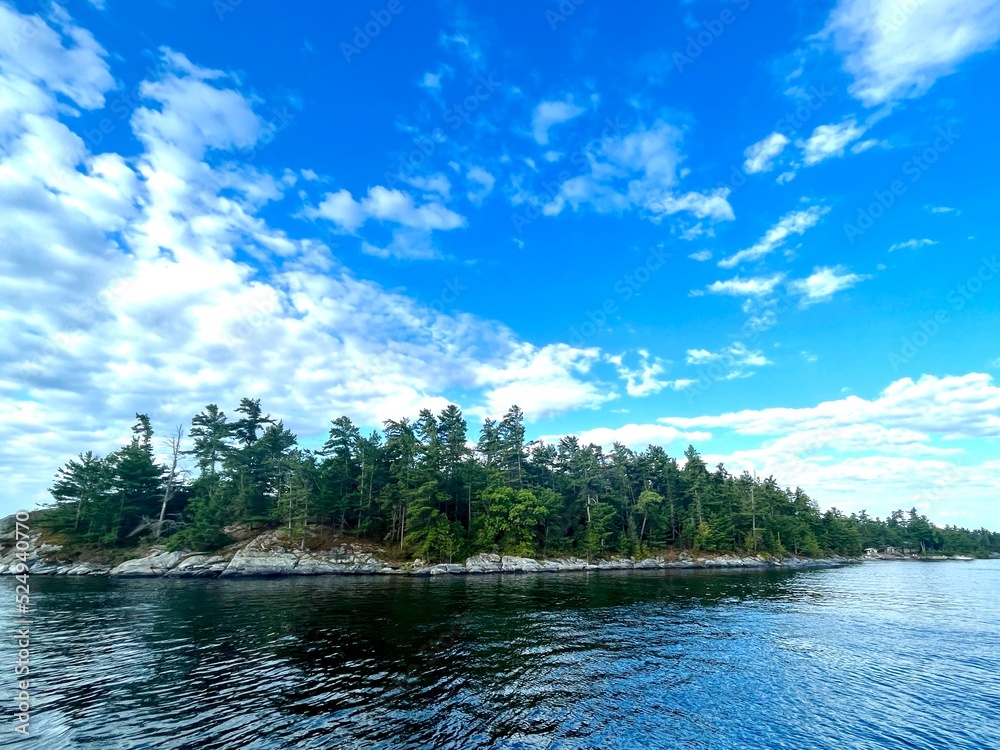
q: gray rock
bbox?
[66,564,108,576]
[165,554,230,578]
[111,550,185,577]
[427,564,467,576]
[501,556,542,573]
[219,549,299,577]
[464,553,502,573]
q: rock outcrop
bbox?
[0,514,856,579]
[111,551,185,577]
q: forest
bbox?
[41,399,1000,561]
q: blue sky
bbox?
[2,0,1000,527]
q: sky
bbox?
[1,0,999,528]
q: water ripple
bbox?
[2,562,999,749]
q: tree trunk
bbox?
[156,426,183,539]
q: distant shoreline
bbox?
[2,530,861,579]
[5,520,995,581]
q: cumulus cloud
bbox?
[663,373,1000,438]
[466,166,495,204]
[822,0,1000,105]
[531,97,585,145]
[743,132,790,174]
[303,183,465,259]
[307,185,465,233]
[788,265,871,305]
[799,119,867,165]
[0,5,614,512]
[475,343,615,419]
[535,120,734,225]
[654,373,1000,524]
[607,351,693,397]
[544,424,712,452]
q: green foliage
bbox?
[476,484,549,555]
[44,402,1000,561]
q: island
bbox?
[3,400,998,577]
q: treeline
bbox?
[44,400,1000,560]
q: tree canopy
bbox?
[42,403,1000,561]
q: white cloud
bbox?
[850,138,881,154]
[663,373,1000,440]
[0,2,114,113]
[822,0,1000,105]
[927,205,959,215]
[788,265,871,305]
[689,249,712,262]
[360,229,441,260]
[466,166,495,204]
[743,132,790,174]
[538,121,734,224]
[0,6,614,513]
[799,119,867,165]
[889,238,937,252]
[657,373,1000,525]
[718,206,828,268]
[531,97,585,145]
[607,351,692,397]
[308,185,465,232]
[475,343,615,419]
[547,424,712,452]
[685,343,772,377]
[705,274,785,298]
[420,71,442,90]
[403,173,451,200]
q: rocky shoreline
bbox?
[0,527,858,579]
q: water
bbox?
[1,561,999,749]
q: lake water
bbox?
[1,561,998,749]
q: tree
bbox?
[155,425,186,539]
[49,452,113,537]
[107,414,166,544]
[45,403,1000,562]
[185,405,231,475]
[498,405,526,488]
[636,489,663,546]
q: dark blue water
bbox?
[1,561,998,749]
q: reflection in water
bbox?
[2,562,999,749]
